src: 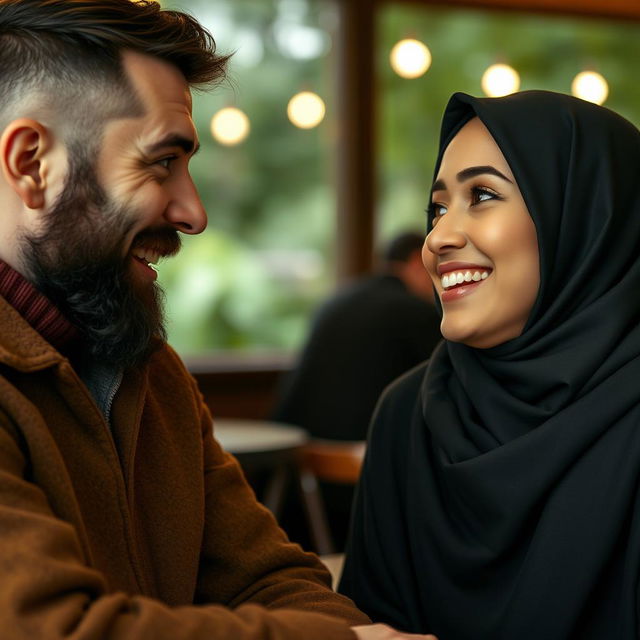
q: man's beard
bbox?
[21,146,180,369]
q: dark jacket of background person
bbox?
[0,289,369,639]
[273,232,441,442]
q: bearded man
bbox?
[0,2,442,639]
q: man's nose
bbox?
[164,174,207,234]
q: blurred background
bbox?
[159,0,640,362]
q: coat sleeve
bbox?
[0,405,367,640]
[193,396,369,630]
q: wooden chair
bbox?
[298,440,366,555]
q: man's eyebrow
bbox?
[146,134,200,156]
[431,165,513,193]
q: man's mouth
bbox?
[129,228,181,274]
[131,247,162,269]
[441,269,491,290]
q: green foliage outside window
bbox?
[159,0,337,353]
[158,0,640,356]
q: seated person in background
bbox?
[340,90,640,639]
[273,230,440,442]
[273,231,440,551]
[0,2,440,639]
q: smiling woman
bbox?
[340,91,640,639]
[424,117,539,348]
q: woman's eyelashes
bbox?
[470,185,503,205]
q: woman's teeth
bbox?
[441,270,489,290]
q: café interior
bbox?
[157,0,640,575]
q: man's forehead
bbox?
[118,49,198,152]
[121,49,192,112]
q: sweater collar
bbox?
[0,260,80,354]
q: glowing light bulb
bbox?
[481,64,520,97]
[287,91,326,129]
[210,107,250,146]
[389,38,432,79]
[571,71,609,105]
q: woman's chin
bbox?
[441,321,522,349]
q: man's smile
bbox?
[129,227,182,280]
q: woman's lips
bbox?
[440,279,485,302]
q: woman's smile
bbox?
[437,261,493,302]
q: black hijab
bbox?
[340,91,640,639]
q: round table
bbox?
[214,418,308,517]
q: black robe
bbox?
[339,91,640,639]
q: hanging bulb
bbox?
[389,38,432,79]
[571,71,609,105]
[210,107,250,146]
[481,63,520,97]
[287,91,326,129]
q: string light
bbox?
[571,71,609,105]
[481,64,520,97]
[389,38,432,79]
[287,91,326,129]
[210,107,250,146]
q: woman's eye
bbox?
[429,203,448,224]
[470,186,500,205]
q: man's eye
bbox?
[155,157,175,170]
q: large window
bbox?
[378,5,640,240]
[159,0,640,357]
[160,0,338,354]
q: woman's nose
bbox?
[425,209,467,256]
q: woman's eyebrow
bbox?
[457,165,513,184]
[431,165,513,193]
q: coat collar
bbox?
[0,294,66,372]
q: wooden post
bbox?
[334,0,377,281]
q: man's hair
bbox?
[382,230,425,264]
[0,0,229,149]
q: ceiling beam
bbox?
[386,0,640,21]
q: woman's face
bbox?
[423,117,540,349]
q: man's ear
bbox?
[0,118,53,210]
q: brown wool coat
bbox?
[0,296,369,639]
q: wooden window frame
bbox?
[334,0,640,280]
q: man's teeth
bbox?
[441,270,489,290]
[132,248,161,265]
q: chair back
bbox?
[298,439,366,555]
[299,440,366,484]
